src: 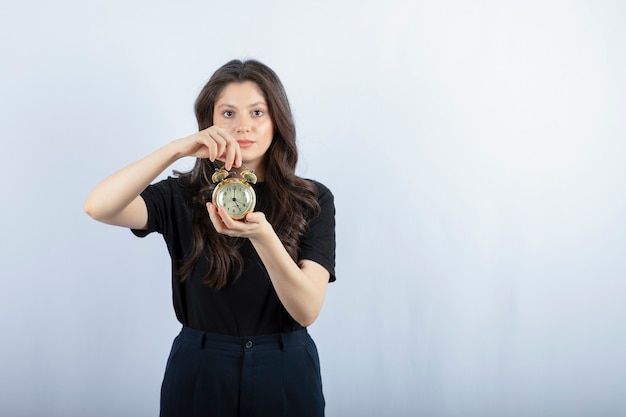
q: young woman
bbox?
[84,59,336,416]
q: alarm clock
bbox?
[211,167,257,220]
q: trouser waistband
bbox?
[177,326,308,352]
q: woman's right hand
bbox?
[84,126,242,228]
[175,126,242,170]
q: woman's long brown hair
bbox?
[176,59,320,289]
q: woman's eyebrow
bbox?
[216,101,267,109]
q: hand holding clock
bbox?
[206,203,272,240]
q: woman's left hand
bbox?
[208,202,328,327]
[206,203,272,239]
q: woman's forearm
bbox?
[206,203,330,327]
[85,127,242,227]
[249,226,329,327]
[84,141,182,225]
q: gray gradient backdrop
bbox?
[1,1,625,416]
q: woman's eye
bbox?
[252,110,264,117]
[223,111,234,118]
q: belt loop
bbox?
[201,332,206,349]
[279,333,286,352]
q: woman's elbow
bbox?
[295,310,321,328]
[83,198,104,221]
[83,199,97,219]
[83,196,115,223]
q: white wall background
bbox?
[1,1,625,416]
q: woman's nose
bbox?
[236,119,251,133]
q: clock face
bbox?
[212,178,256,220]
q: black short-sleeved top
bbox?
[132,177,336,337]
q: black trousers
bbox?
[160,326,325,417]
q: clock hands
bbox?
[226,188,244,213]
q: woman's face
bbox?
[213,81,274,175]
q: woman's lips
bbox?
[237,140,254,148]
